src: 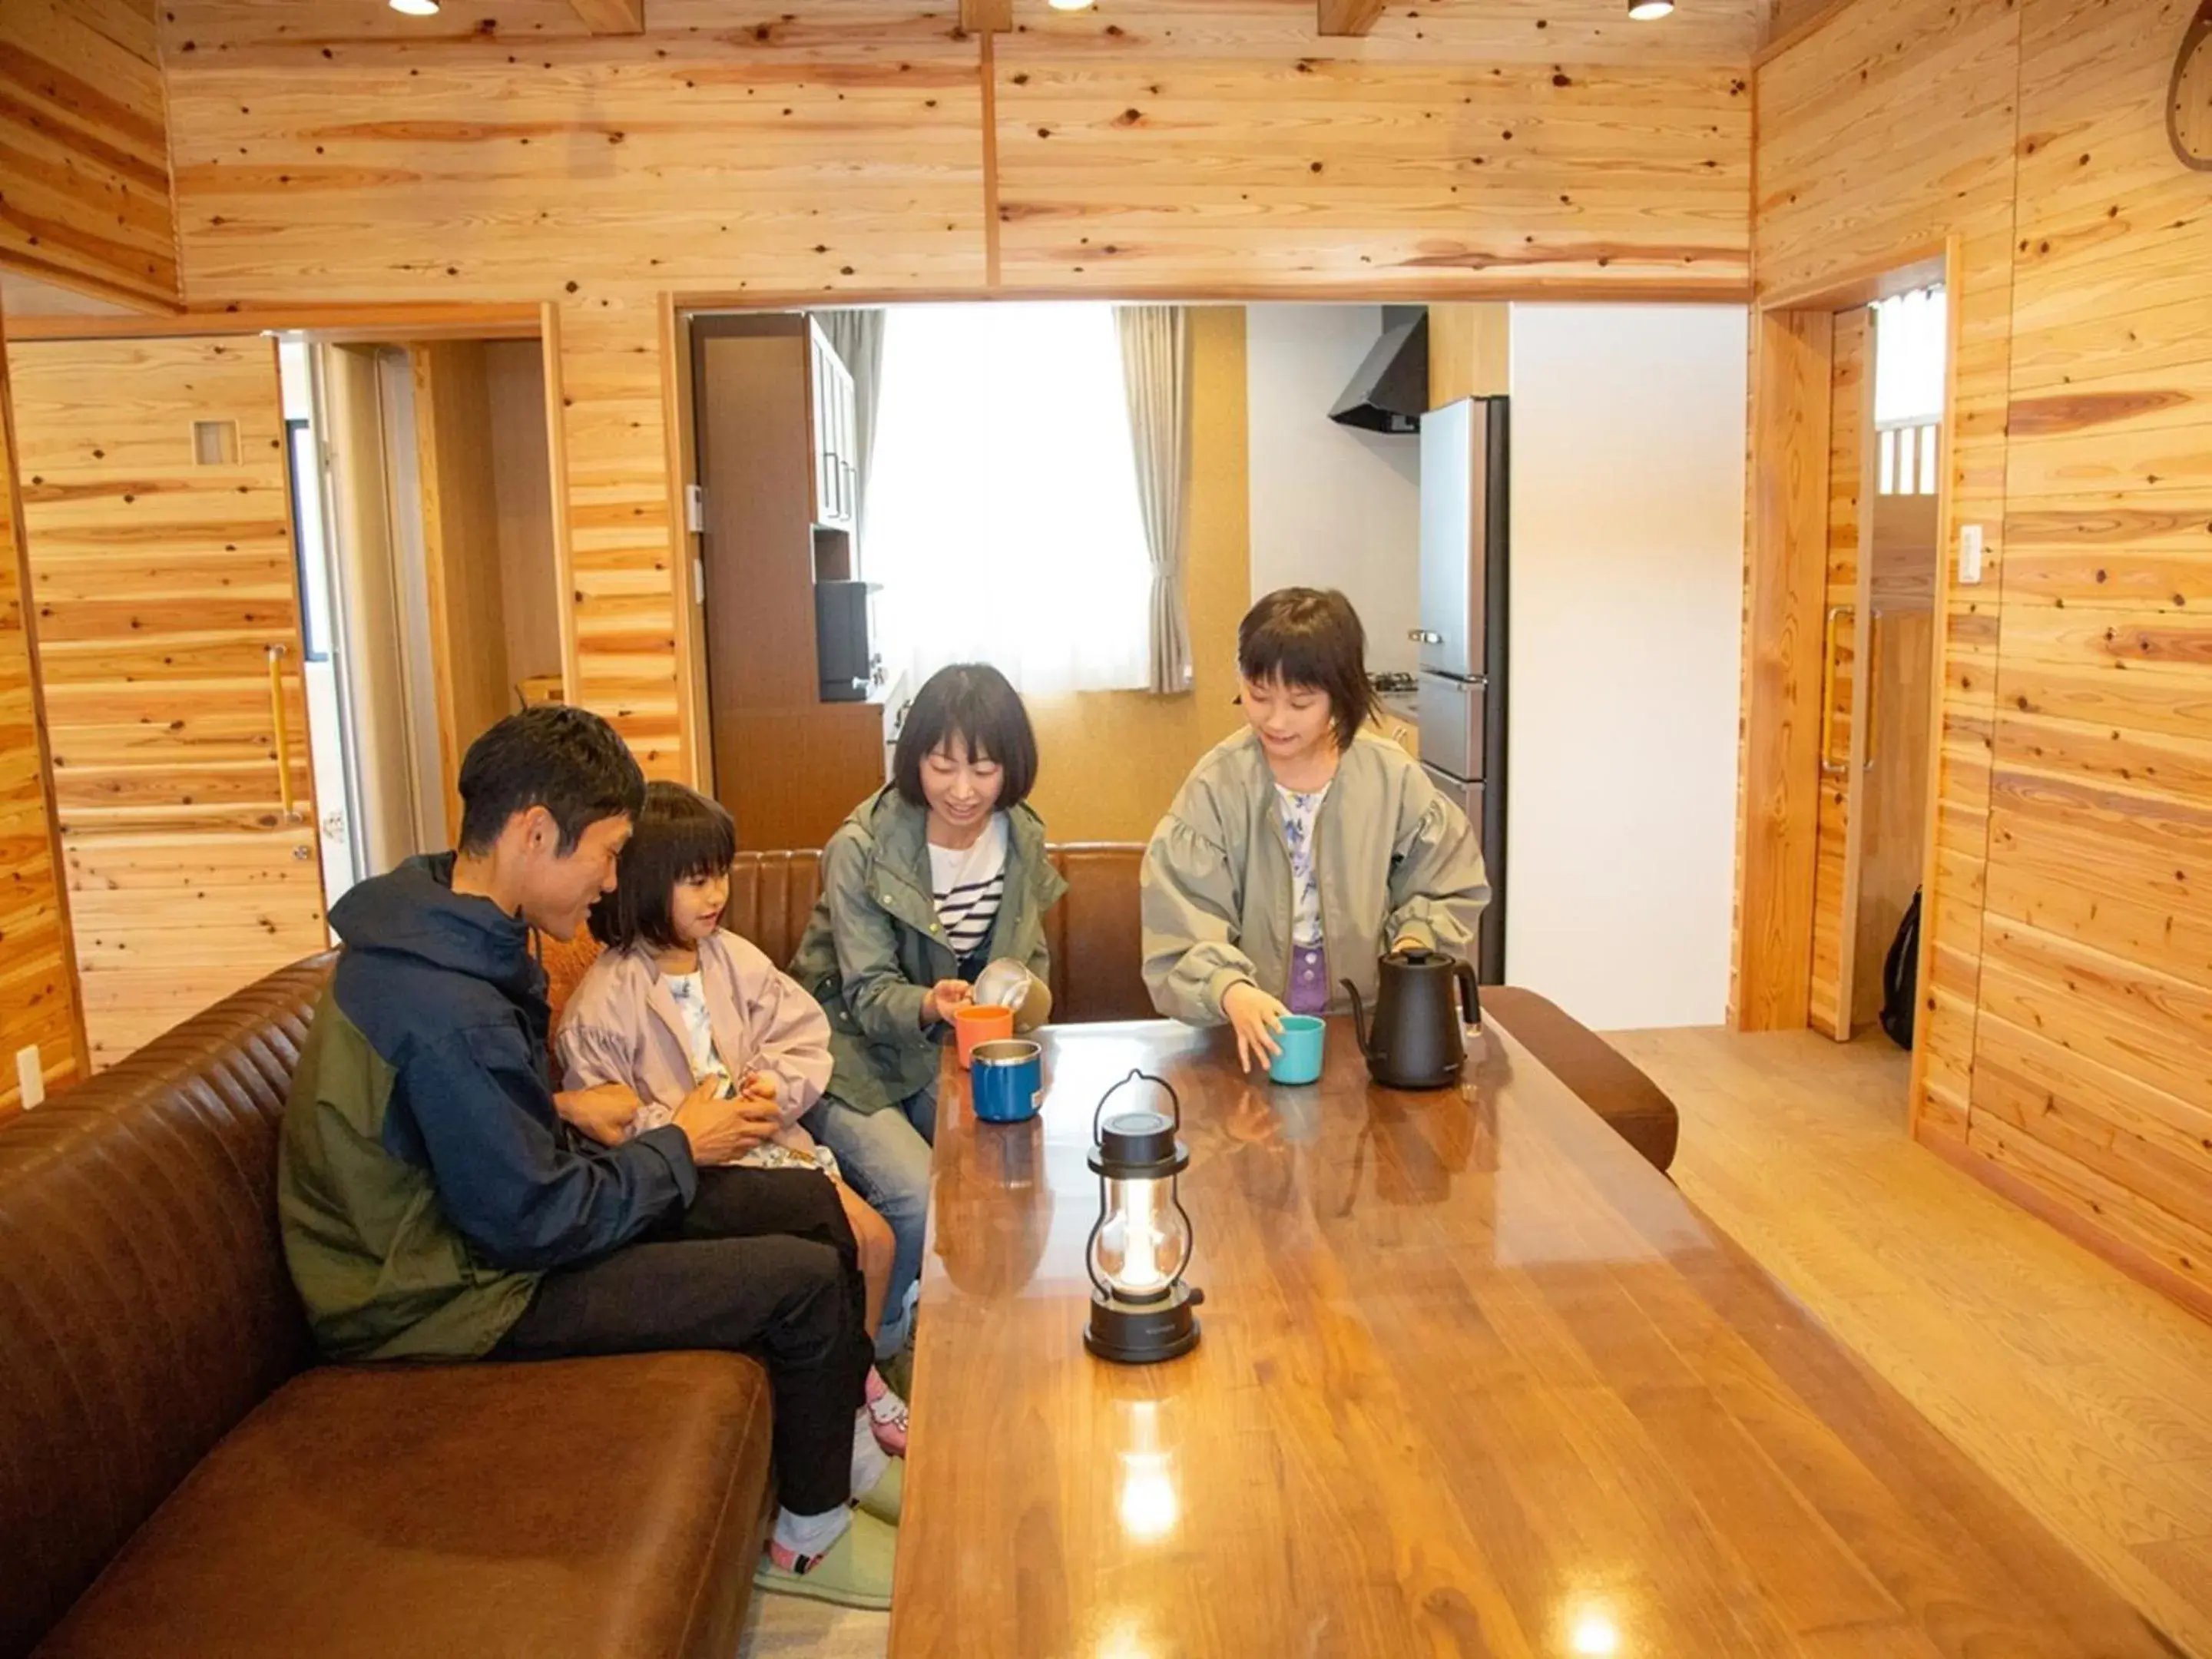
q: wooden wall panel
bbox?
[555,297,689,780]
[0,0,179,310]
[155,0,1758,793]
[162,2,989,307]
[992,30,1751,295]
[1971,0,2212,1317]
[0,311,82,1113]
[1757,0,2212,1314]
[8,336,326,1066]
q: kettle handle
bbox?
[1454,959,1482,1028]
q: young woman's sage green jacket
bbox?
[1141,728,1489,1023]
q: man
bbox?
[279,705,896,1608]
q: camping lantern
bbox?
[1084,1070,1203,1363]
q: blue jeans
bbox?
[803,1081,936,1358]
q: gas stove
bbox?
[1369,671,1419,697]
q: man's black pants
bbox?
[493,1166,871,1515]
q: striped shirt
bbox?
[929,813,1008,959]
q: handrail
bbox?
[267,643,298,821]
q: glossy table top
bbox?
[887,1016,2177,1658]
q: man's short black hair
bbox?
[589,781,735,952]
[455,704,647,857]
[1237,587,1382,753]
[891,663,1038,811]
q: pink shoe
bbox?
[864,1366,909,1456]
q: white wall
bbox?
[1244,305,1422,674]
[1506,304,1747,1031]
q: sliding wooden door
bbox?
[9,336,327,1067]
[1806,309,1942,1040]
[1807,308,1870,1038]
[1853,492,1938,1026]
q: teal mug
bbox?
[1269,1015,1326,1085]
[972,1038,1044,1123]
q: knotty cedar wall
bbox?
[157,0,1753,778]
[0,0,179,310]
[0,316,80,1113]
[1760,0,2212,1313]
[0,0,177,1111]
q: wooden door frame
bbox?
[1734,240,1958,1048]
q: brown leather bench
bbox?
[0,956,771,1659]
[542,843,1676,1173]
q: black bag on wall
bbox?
[1879,888,1922,1051]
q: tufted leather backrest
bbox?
[541,844,1151,1040]
[0,953,333,1659]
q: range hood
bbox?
[1328,307,1429,434]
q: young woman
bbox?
[1141,588,1490,1071]
[554,786,911,1488]
[790,663,1064,1354]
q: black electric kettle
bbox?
[1342,948,1481,1090]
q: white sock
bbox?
[772,1503,852,1562]
[853,1408,890,1494]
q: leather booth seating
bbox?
[541,842,1678,1174]
[0,956,769,1659]
[1,844,1676,1658]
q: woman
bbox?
[790,662,1065,1354]
[1141,588,1489,1071]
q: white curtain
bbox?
[866,304,1151,696]
[1116,305,1194,694]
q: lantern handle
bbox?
[1084,1171,1111,1302]
[1093,1067,1181,1144]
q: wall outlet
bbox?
[1959,522,1985,585]
[15,1045,44,1108]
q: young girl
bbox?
[789,662,1065,1355]
[1141,588,1490,1071]
[555,786,912,1506]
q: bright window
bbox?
[1873,286,1946,497]
[866,304,1151,696]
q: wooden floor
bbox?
[1609,1025,2212,1659]
[738,1024,2212,1659]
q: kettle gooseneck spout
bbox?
[1342,979,1376,1060]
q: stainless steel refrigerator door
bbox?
[1416,397,1490,681]
[1416,672,1486,783]
[1420,761,1483,835]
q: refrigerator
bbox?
[1413,396,1508,983]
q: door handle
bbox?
[267,644,302,822]
[1820,604,1853,776]
[1863,608,1882,772]
[1409,629,1442,644]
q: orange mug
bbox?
[954,1004,1015,1069]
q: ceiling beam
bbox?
[961,0,1012,33]
[568,0,645,33]
[1316,0,1384,35]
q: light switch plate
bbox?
[15,1045,44,1108]
[1959,522,1985,585]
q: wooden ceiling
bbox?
[158,0,1763,67]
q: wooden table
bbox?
[888,1016,2178,1658]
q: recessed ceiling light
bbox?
[389,0,442,15]
[1048,0,1098,11]
[1628,0,1674,16]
